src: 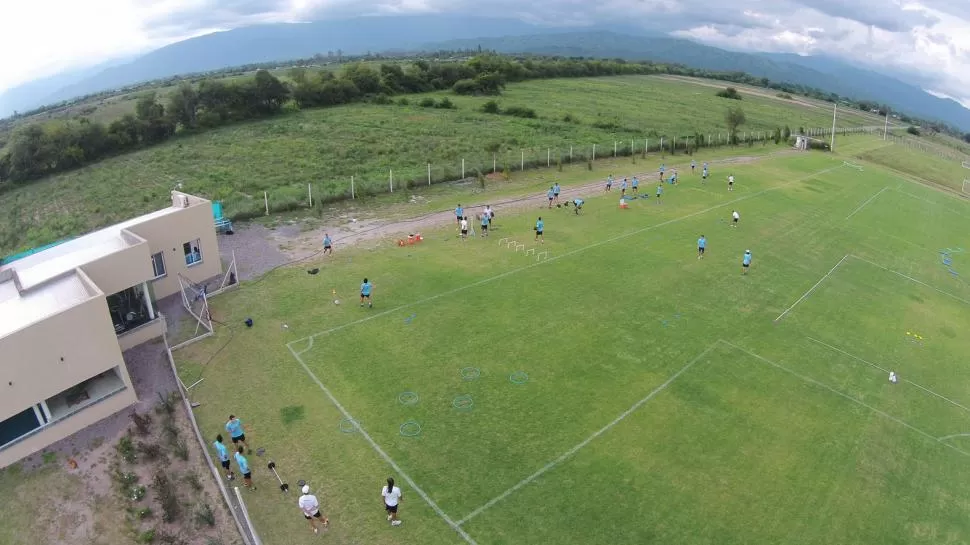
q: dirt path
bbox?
[235,152,796,270]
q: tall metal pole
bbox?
[883,111,889,141]
[830,103,837,151]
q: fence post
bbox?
[308,183,312,208]
[264,191,269,215]
[462,158,465,179]
[351,176,355,199]
[569,146,573,162]
[646,138,649,154]
[592,144,596,161]
[547,148,550,167]
[660,137,664,154]
[389,169,393,193]
[521,150,524,170]
[493,154,496,173]
[614,141,617,157]
[428,163,431,186]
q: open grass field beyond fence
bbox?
[0,75,894,256]
[175,139,970,545]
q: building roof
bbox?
[0,271,97,338]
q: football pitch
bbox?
[177,145,970,545]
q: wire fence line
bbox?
[220,124,955,221]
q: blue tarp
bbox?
[0,238,75,266]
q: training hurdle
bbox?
[525,248,535,256]
[536,251,549,262]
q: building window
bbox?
[0,407,43,449]
[151,252,166,278]
[45,367,125,421]
[108,284,155,335]
[183,239,202,266]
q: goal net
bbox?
[207,250,239,297]
[176,273,214,345]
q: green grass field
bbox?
[0,75,889,256]
[174,139,970,544]
[859,144,970,194]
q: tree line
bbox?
[1,52,966,185]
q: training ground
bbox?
[176,137,970,545]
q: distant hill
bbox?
[423,32,970,131]
[2,16,968,131]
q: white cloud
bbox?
[0,0,968,110]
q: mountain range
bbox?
[1,15,968,132]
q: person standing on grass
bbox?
[656,183,663,204]
[620,177,628,197]
[669,170,678,185]
[728,174,735,191]
[213,435,234,481]
[480,211,490,237]
[382,477,403,526]
[535,217,544,243]
[225,415,251,454]
[553,182,561,204]
[731,210,740,227]
[235,446,256,490]
[360,278,373,308]
[322,233,333,256]
[659,163,666,182]
[632,176,639,194]
[484,205,495,228]
[742,249,753,275]
[691,159,697,174]
[606,174,613,192]
[702,163,709,182]
[460,216,469,241]
[299,485,329,534]
[697,235,706,259]
[455,204,463,225]
[547,186,555,208]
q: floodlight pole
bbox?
[883,111,889,141]
[829,103,837,151]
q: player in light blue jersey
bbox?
[742,249,753,275]
[697,235,706,259]
[214,435,234,480]
[632,176,639,194]
[225,415,251,454]
[455,204,463,225]
[535,217,544,242]
[553,183,561,204]
[620,177,628,197]
[656,184,663,204]
[360,278,373,308]
[547,186,555,208]
[571,198,584,214]
[235,447,256,490]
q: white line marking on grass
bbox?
[845,187,889,220]
[806,337,970,414]
[719,341,970,458]
[289,164,846,347]
[938,433,970,441]
[890,188,970,220]
[286,345,478,545]
[849,255,970,306]
[774,255,849,322]
[455,343,720,527]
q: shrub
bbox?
[777,92,793,99]
[155,392,176,416]
[128,485,147,501]
[591,120,620,130]
[184,472,203,492]
[716,87,743,100]
[195,503,216,527]
[503,106,536,119]
[153,474,181,523]
[396,97,409,106]
[452,79,478,95]
[137,529,155,544]
[116,471,139,487]
[418,97,435,108]
[562,113,577,123]
[173,438,189,461]
[117,435,136,464]
[137,442,163,461]
[907,126,921,136]
[435,98,455,109]
[481,100,500,114]
[370,94,392,105]
[131,412,152,436]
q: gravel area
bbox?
[216,223,290,281]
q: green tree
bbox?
[725,106,746,144]
[167,83,199,130]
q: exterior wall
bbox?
[0,386,136,468]
[0,295,128,422]
[128,196,222,300]
[117,316,167,352]
[78,239,154,297]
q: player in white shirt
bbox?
[298,485,329,534]
[382,477,403,526]
[728,174,735,191]
[460,217,469,241]
[731,210,740,227]
[889,371,898,383]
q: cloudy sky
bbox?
[1,0,968,107]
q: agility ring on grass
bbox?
[398,391,419,406]
[460,367,481,381]
[399,420,422,437]
[339,418,359,434]
[509,371,529,384]
[453,394,474,411]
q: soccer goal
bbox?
[172,273,215,350]
[206,250,239,297]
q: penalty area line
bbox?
[286,345,478,545]
[455,342,720,527]
[719,341,970,459]
[289,164,847,348]
[774,255,849,322]
[845,187,889,220]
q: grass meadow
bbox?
[859,144,970,194]
[174,138,970,545]
[1,75,886,256]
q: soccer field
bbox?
[176,146,970,545]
